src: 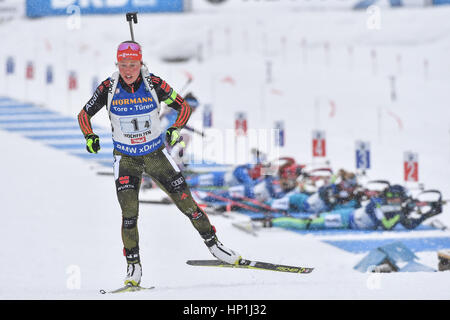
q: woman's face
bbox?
[118,59,141,85]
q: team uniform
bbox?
[78,41,240,286]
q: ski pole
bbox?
[179,71,193,95]
[184,125,206,137]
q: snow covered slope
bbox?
[1,5,450,300]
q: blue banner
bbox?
[354,0,450,9]
[356,149,370,170]
[355,141,371,170]
[46,65,53,84]
[432,0,450,4]
[274,121,285,147]
[6,57,15,75]
[203,104,213,128]
[26,0,184,17]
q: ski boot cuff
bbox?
[200,226,218,248]
[123,246,141,264]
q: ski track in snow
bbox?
[1,6,450,300]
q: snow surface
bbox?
[1,4,450,300]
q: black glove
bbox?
[86,134,100,153]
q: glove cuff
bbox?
[85,133,98,139]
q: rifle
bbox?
[232,194,289,215]
[126,12,138,41]
[192,190,288,218]
[193,190,261,213]
[407,189,446,219]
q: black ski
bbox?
[99,284,155,294]
[186,259,313,274]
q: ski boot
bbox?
[124,263,142,287]
[201,227,242,265]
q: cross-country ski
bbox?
[99,284,155,294]
[186,259,314,274]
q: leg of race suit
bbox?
[113,151,144,264]
[270,216,311,230]
[308,208,354,229]
[142,147,241,264]
[142,147,213,236]
[271,208,355,230]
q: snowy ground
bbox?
[1,4,450,302]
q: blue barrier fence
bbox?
[0,97,114,168]
[354,0,450,9]
[26,0,185,17]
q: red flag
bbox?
[25,62,34,80]
[68,71,78,90]
[404,152,418,182]
[235,112,247,136]
[312,130,326,157]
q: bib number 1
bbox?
[120,115,151,134]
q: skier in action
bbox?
[77,40,241,288]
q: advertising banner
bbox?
[26,0,184,17]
